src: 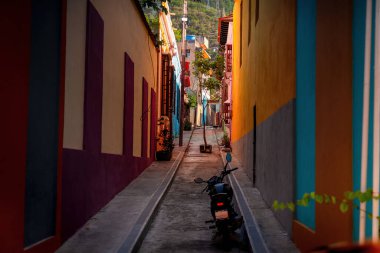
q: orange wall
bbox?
[232,0,296,143]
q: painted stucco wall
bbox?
[232,0,296,143]
[293,1,353,250]
[0,1,65,252]
[64,0,158,157]
[231,0,296,235]
[62,0,158,241]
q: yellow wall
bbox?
[64,0,158,157]
[231,0,296,143]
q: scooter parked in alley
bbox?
[194,152,243,242]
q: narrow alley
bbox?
[138,128,248,252]
[55,127,297,252]
[3,1,380,252]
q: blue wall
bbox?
[295,0,316,230]
[172,52,182,137]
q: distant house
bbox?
[178,35,210,126]
[218,14,233,128]
[159,3,182,138]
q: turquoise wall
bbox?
[172,53,182,138]
[295,0,316,230]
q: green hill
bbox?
[169,0,233,48]
[141,0,233,48]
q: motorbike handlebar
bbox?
[223,167,238,175]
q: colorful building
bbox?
[232,0,380,251]
[218,14,233,128]
[62,0,160,243]
[0,0,162,252]
[178,35,211,126]
[159,4,182,138]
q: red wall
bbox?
[0,1,66,252]
[0,2,31,252]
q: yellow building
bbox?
[63,0,159,242]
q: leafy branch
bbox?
[273,189,380,220]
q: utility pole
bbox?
[179,0,187,146]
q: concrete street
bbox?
[138,127,248,252]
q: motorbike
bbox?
[194,152,243,240]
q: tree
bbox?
[192,51,224,151]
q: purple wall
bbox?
[83,0,103,153]
[141,79,148,158]
[150,89,157,161]
[124,53,134,157]
[62,2,152,241]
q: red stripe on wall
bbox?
[83,1,104,153]
[141,78,148,158]
[150,89,157,161]
[0,2,31,252]
[124,52,134,157]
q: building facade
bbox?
[0,0,162,252]
[159,4,182,138]
[218,14,233,128]
[62,0,160,242]
[232,0,380,251]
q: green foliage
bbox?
[139,0,233,47]
[222,132,230,147]
[140,0,169,14]
[210,54,225,81]
[187,93,197,107]
[192,51,222,105]
[184,119,192,130]
[169,0,233,47]
[157,117,174,152]
[193,51,213,77]
[174,29,182,41]
[145,12,160,33]
[273,189,380,220]
[204,77,221,91]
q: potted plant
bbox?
[222,132,231,148]
[156,128,174,161]
[184,119,192,131]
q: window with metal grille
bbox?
[161,55,173,116]
[226,45,232,72]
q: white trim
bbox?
[372,0,380,242]
[360,0,372,243]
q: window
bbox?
[161,55,173,116]
[226,45,232,72]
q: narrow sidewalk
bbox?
[214,128,299,253]
[56,130,193,253]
